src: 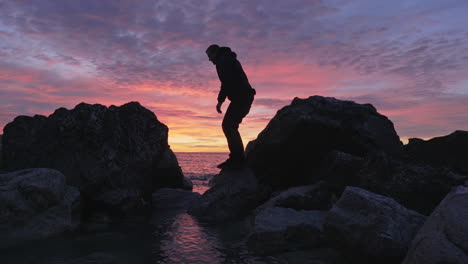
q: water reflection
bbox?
[152,210,282,264]
[155,213,222,263]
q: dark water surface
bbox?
[1,153,284,264]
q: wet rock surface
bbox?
[248,207,326,254]
[0,168,80,249]
[274,248,347,264]
[188,168,271,222]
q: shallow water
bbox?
[1,153,285,264]
[175,152,228,194]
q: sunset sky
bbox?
[1,0,467,152]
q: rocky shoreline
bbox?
[188,96,468,263]
[1,97,467,263]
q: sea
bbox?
[1,153,285,264]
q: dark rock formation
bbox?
[0,168,80,249]
[274,249,346,264]
[325,186,426,263]
[247,182,334,255]
[0,134,2,170]
[315,151,365,194]
[247,207,326,254]
[357,151,467,214]
[2,102,184,216]
[182,176,194,191]
[188,168,271,222]
[256,181,335,212]
[404,130,468,175]
[152,188,201,210]
[403,186,468,264]
[246,96,402,188]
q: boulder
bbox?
[325,186,425,263]
[0,168,80,249]
[257,181,335,212]
[181,177,194,191]
[247,207,326,254]
[2,102,184,216]
[154,148,186,189]
[403,186,468,264]
[358,151,467,214]
[315,151,365,194]
[274,248,346,264]
[404,130,468,175]
[152,188,201,210]
[188,168,271,222]
[246,96,402,188]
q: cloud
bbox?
[1,0,468,151]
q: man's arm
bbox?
[216,88,225,114]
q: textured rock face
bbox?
[404,130,468,175]
[188,168,271,222]
[248,207,326,254]
[247,182,333,254]
[257,181,335,212]
[403,186,468,264]
[246,96,402,188]
[358,151,467,214]
[2,102,184,216]
[274,249,346,264]
[0,168,80,249]
[315,151,365,194]
[325,186,426,262]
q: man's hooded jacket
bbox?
[215,47,256,103]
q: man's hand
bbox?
[216,102,223,114]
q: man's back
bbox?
[215,47,254,101]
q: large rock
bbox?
[403,186,468,264]
[257,181,335,212]
[246,96,402,188]
[188,168,271,222]
[0,168,80,249]
[247,207,326,254]
[404,130,468,175]
[274,249,346,264]
[325,186,426,263]
[315,151,365,194]
[2,102,184,216]
[358,151,467,214]
[247,182,334,255]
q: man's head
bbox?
[206,44,220,65]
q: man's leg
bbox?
[222,97,253,164]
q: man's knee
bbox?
[222,119,239,134]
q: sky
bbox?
[1,0,467,152]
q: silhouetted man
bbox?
[206,44,256,169]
